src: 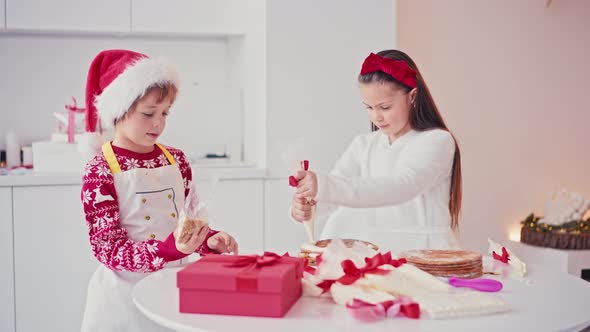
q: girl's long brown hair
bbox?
[359,50,462,231]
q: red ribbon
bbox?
[346,297,420,321]
[492,247,510,263]
[64,97,85,144]
[400,302,421,319]
[223,252,289,292]
[360,53,418,88]
[225,251,284,268]
[337,252,405,285]
[315,253,323,267]
[381,251,407,267]
[317,280,337,295]
[314,252,406,293]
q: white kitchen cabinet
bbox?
[0,188,15,332]
[7,177,262,331]
[131,0,247,35]
[207,179,264,254]
[13,185,96,332]
[0,0,6,29]
[6,0,130,32]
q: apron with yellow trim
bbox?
[81,142,185,332]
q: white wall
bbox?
[264,0,396,244]
[265,0,396,175]
[238,0,267,167]
[0,0,5,29]
[397,0,590,252]
[0,34,242,160]
[225,0,267,166]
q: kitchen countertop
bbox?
[0,165,268,187]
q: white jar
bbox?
[22,145,33,166]
[6,132,21,168]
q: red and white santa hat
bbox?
[79,49,180,156]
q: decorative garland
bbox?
[522,213,590,234]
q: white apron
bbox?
[81,142,185,332]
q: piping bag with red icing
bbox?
[278,138,316,243]
[289,160,316,243]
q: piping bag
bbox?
[289,160,316,243]
[279,138,316,243]
[175,173,220,248]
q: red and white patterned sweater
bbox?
[81,144,217,273]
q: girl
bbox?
[291,50,462,254]
[80,49,238,332]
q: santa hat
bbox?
[78,49,180,157]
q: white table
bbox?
[133,262,590,332]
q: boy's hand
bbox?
[174,219,210,254]
[207,232,239,254]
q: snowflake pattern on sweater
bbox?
[81,144,216,273]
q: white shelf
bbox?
[6,0,130,32]
[0,166,267,187]
[0,173,82,187]
[0,28,242,39]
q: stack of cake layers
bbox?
[400,249,483,279]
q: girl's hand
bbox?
[295,170,318,201]
[207,232,239,254]
[291,195,314,222]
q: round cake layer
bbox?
[400,249,482,266]
[299,239,379,266]
[300,239,379,254]
[409,260,483,268]
[410,264,483,273]
[399,249,483,279]
[424,269,483,279]
[414,263,483,273]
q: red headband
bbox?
[360,53,417,88]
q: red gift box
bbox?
[177,252,305,317]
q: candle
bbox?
[508,226,521,242]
